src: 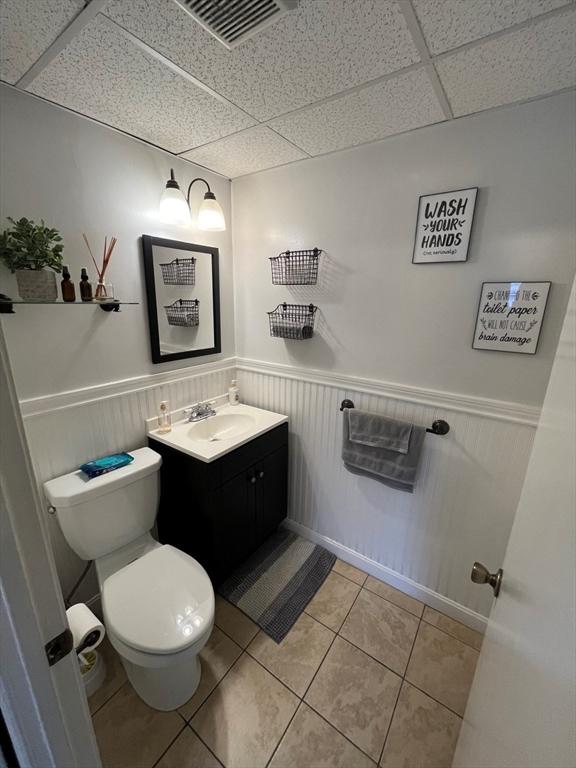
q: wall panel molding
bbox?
[21,356,536,621]
[237,364,536,618]
[20,357,236,418]
[236,357,541,426]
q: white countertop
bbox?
[147,402,288,463]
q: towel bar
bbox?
[339,399,450,435]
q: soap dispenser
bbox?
[157,400,172,433]
[228,380,240,405]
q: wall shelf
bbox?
[0,299,139,314]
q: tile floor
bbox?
[90,559,482,768]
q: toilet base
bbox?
[121,653,201,711]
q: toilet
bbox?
[44,447,214,711]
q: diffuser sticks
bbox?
[83,233,117,300]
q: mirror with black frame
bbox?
[142,235,221,364]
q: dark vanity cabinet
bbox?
[150,423,288,585]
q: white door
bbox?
[0,321,101,768]
[453,279,576,768]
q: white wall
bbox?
[232,92,576,620]
[233,92,576,406]
[0,85,235,599]
[0,85,234,400]
[2,85,574,624]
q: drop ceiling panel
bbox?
[437,8,576,117]
[413,0,571,55]
[105,0,421,121]
[269,68,446,156]
[26,15,256,153]
[0,0,84,84]
[181,126,308,178]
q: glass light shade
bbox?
[159,186,191,226]
[197,196,226,231]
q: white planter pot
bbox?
[15,269,58,301]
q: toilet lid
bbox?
[102,545,214,654]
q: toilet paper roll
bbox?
[66,603,105,654]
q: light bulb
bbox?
[197,194,226,231]
[159,186,191,226]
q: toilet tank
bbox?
[44,448,162,561]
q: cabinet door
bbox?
[255,445,288,545]
[213,470,257,582]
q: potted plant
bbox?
[0,217,64,300]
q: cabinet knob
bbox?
[249,475,257,484]
[258,471,265,479]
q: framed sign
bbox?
[473,281,550,354]
[412,187,477,264]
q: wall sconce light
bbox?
[159,169,226,231]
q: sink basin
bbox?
[146,403,288,463]
[188,413,255,442]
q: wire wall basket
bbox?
[268,302,317,340]
[164,299,199,327]
[160,257,196,286]
[269,248,321,285]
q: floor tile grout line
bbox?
[266,586,367,768]
[419,616,483,651]
[264,697,302,768]
[184,721,226,768]
[334,623,413,681]
[188,649,247,724]
[300,700,381,766]
[106,595,469,764]
[244,637,319,699]
[399,679,465,721]
[150,720,188,768]
[330,564,482,645]
[377,615,423,765]
[377,680,403,767]
[90,679,129,718]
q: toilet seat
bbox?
[102,544,214,656]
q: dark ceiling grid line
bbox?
[257,124,312,158]
[4,0,574,178]
[100,12,260,123]
[399,0,454,120]
[430,1,576,63]
[174,60,428,158]
[15,0,110,90]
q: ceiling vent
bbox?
[174,0,298,49]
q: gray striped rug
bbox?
[218,530,336,642]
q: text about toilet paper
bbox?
[473,281,551,354]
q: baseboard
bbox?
[283,519,488,633]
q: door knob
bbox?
[258,471,265,479]
[471,561,503,597]
[249,475,257,484]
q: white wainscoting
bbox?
[236,358,538,623]
[21,360,236,598]
[21,354,538,626]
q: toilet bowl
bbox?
[101,543,214,711]
[43,447,215,711]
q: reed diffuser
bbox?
[82,234,117,301]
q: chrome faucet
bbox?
[184,400,216,422]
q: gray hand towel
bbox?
[342,409,425,493]
[347,408,413,453]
